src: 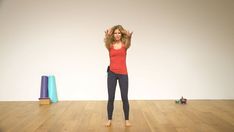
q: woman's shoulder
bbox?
[121,42,127,49]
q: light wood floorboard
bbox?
[0,100,233,132]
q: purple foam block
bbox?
[40,76,48,98]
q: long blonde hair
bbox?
[104,25,128,49]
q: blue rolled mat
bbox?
[40,76,49,99]
[48,75,58,103]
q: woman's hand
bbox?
[122,29,133,38]
[104,28,113,49]
[126,31,133,38]
[105,28,113,37]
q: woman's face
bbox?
[114,29,121,41]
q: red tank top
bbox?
[109,43,128,75]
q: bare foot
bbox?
[125,120,131,127]
[105,120,112,127]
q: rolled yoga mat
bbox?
[48,75,58,103]
[39,76,49,99]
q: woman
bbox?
[104,25,133,127]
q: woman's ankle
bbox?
[125,120,131,127]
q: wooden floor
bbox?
[0,100,234,132]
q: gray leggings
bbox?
[107,70,129,120]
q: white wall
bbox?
[0,0,234,101]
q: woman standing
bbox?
[104,25,133,127]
